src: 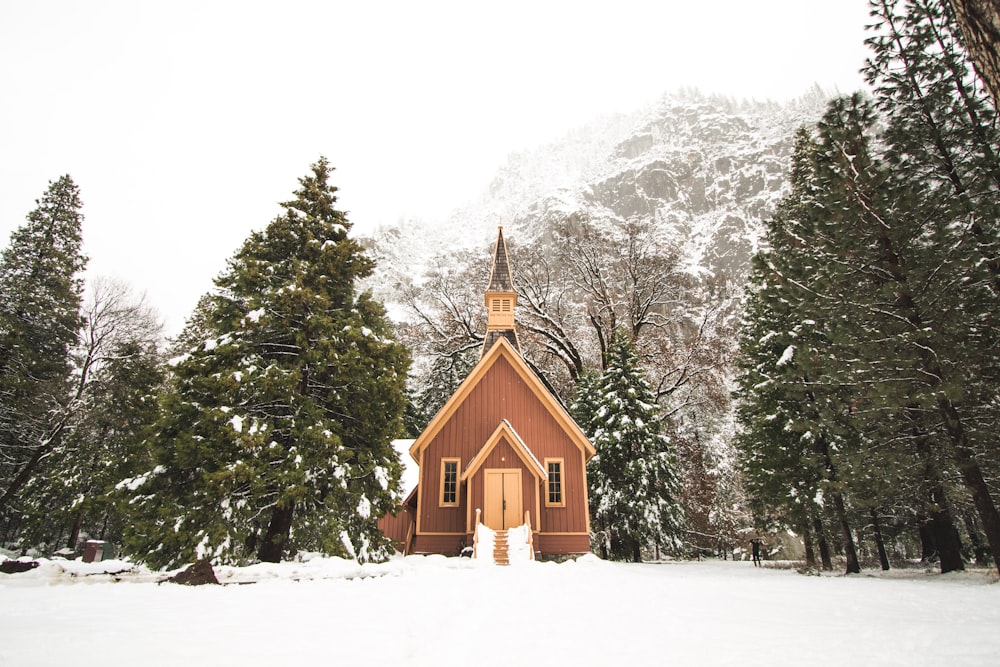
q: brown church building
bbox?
[379,228,596,558]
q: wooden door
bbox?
[483,469,522,530]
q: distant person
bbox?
[750,538,762,566]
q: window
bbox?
[545,458,565,507]
[440,458,460,506]
[491,298,501,312]
[501,298,511,312]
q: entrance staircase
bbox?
[493,530,509,565]
[472,509,535,565]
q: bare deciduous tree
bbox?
[0,277,162,517]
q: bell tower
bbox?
[482,227,520,356]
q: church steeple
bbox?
[482,227,520,356]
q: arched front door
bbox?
[483,468,522,530]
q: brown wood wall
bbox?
[536,533,591,554]
[412,534,467,556]
[377,507,413,549]
[418,356,590,542]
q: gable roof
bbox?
[409,336,596,462]
[461,419,547,482]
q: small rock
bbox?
[0,559,40,574]
[169,558,220,585]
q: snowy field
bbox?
[1,555,998,666]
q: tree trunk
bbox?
[936,397,1000,574]
[964,512,991,566]
[914,433,966,573]
[257,502,295,563]
[0,445,50,514]
[98,513,109,540]
[803,522,817,568]
[949,0,1000,110]
[631,537,642,563]
[813,518,833,571]
[832,491,861,574]
[870,508,890,571]
[918,514,937,562]
[67,509,85,550]
[927,482,966,573]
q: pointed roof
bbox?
[486,227,515,293]
[461,419,547,482]
[483,226,520,357]
[409,336,596,463]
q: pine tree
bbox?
[582,331,684,562]
[15,279,164,552]
[737,87,1000,573]
[0,175,87,518]
[866,0,1000,292]
[864,0,1000,571]
[735,127,845,570]
[123,158,410,568]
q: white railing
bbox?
[525,510,535,560]
[473,508,481,559]
[472,508,534,564]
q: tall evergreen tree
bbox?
[579,331,684,562]
[737,88,1000,572]
[123,158,410,568]
[734,127,863,574]
[16,279,164,552]
[0,175,87,518]
[865,0,1000,571]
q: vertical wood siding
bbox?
[412,534,467,556]
[535,533,591,554]
[419,356,589,542]
[377,508,413,550]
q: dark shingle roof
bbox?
[482,329,519,355]
[486,227,515,292]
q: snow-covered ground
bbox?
[1,555,997,666]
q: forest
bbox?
[1,0,998,575]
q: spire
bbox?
[482,227,520,356]
[486,226,515,293]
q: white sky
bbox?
[0,1,872,335]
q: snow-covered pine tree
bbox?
[736,90,997,573]
[865,0,1000,572]
[733,127,847,569]
[807,93,975,572]
[569,369,602,433]
[15,279,164,552]
[123,158,409,568]
[583,331,684,562]
[0,175,87,518]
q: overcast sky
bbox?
[0,1,872,335]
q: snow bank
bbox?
[474,523,495,562]
[506,523,532,563]
[1,557,997,666]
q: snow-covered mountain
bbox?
[364,87,830,306]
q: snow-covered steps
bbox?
[473,522,534,565]
[493,530,509,566]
